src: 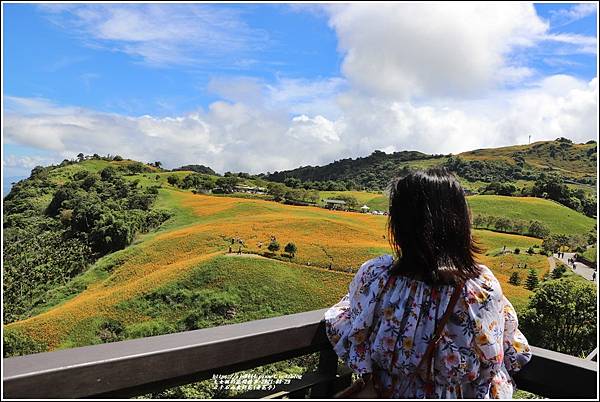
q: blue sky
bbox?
[2,3,598,193]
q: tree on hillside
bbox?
[541,234,570,254]
[472,214,485,228]
[284,177,302,189]
[494,217,512,232]
[483,215,496,228]
[154,161,162,169]
[483,182,517,196]
[167,175,181,186]
[508,271,521,286]
[215,176,240,193]
[266,182,288,201]
[520,279,596,356]
[528,220,550,239]
[512,221,526,234]
[551,264,567,279]
[525,269,539,290]
[284,242,297,257]
[77,153,85,162]
[268,241,280,253]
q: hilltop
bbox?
[262,138,596,190]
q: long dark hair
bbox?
[387,168,481,285]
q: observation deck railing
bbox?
[3,309,597,399]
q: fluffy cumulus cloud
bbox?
[4,3,598,176]
[326,3,548,98]
[4,74,597,174]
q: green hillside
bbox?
[320,191,594,237]
[466,195,595,236]
[459,139,597,179]
[264,139,596,189]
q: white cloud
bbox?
[549,3,597,27]
[542,33,597,55]
[2,155,55,170]
[286,115,341,144]
[5,3,597,178]
[4,75,597,175]
[325,3,548,98]
[39,4,269,67]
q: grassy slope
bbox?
[7,189,549,349]
[458,140,597,178]
[583,246,597,263]
[467,195,595,236]
[317,191,594,237]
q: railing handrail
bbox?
[3,308,598,399]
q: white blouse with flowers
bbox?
[324,254,531,399]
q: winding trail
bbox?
[554,252,596,281]
[224,252,355,277]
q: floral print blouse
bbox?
[324,255,531,399]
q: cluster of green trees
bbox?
[3,166,170,323]
[172,164,217,175]
[444,156,536,182]
[541,233,593,255]
[264,150,434,191]
[520,278,596,357]
[167,173,242,194]
[265,241,297,257]
[529,172,596,218]
[472,215,550,238]
[282,176,358,192]
[479,181,518,196]
[509,269,540,290]
[266,182,320,204]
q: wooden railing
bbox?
[3,309,598,399]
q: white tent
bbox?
[360,205,370,212]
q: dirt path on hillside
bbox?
[223,252,355,277]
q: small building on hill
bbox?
[233,185,267,194]
[323,199,347,210]
[360,205,370,213]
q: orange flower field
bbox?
[7,190,549,349]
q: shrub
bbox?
[284,242,297,257]
[268,241,280,253]
[508,271,521,286]
[3,330,47,358]
[525,269,539,290]
[97,319,124,343]
[514,248,521,255]
[551,264,567,279]
[167,175,181,186]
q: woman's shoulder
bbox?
[350,254,395,294]
[357,254,394,279]
[465,263,505,301]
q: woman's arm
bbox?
[323,255,392,374]
[501,295,532,373]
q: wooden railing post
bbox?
[310,347,339,398]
